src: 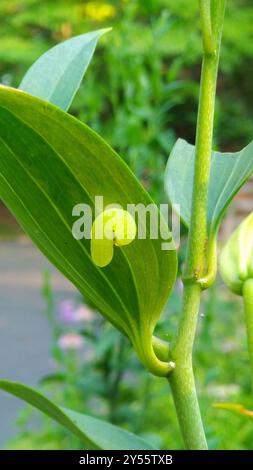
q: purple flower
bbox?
[59,299,95,324]
[59,300,76,324]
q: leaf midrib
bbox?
[0,135,133,338]
[0,169,127,333]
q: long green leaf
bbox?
[0,380,155,450]
[19,29,110,111]
[0,86,177,376]
[165,138,253,236]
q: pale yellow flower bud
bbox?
[220,213,253,295]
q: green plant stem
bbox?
[199,1,216,55]
[186,53,220,277]
[169,284,207,449]
[168,1,226,450]
[169,52,219,451]
[243,279,253,389]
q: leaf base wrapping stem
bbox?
[168,1,226,448]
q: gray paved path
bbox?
[0,240,76,448]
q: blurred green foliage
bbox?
[1,0,253,200]
[1,0,253,450]
[7,276,253,450]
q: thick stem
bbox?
[169,365,206,449]
[186,52,220,279]
[168,1,226,450]
[169,53,219,452]
[169,284,207,449]
[243,279,253,389]
[199,1,216,55]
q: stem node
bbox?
[169,0,226,450]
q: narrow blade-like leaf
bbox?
[213,402,253,418]
[0,380,155,450]
[19,29,110,111]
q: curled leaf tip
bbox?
[91,208,136,267]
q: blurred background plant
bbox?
[6,272,253,450]
[1,0,253,450]
[1,0,253,202]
